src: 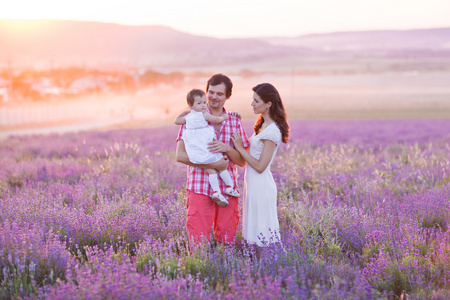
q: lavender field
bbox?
[1,119,450,299]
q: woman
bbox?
[231,83,289,246]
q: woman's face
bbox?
[251,92,269,114]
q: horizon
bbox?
[1,18,450,40]
[1,0,450,38]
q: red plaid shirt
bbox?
[176,108,250,198]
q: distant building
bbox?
[68,75,107,94]
[0,77,10,102]
[29,77,62,97]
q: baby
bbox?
[175,89,240,206]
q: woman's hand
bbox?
[231,133,244,150]
[229,111,242,119]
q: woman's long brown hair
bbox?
[252,83,289,143]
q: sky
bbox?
[1,0,450,38]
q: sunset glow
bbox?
[0,19,50,34]
[1,0,450,38]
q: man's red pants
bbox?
[186,189,239,245]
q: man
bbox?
[176,74,250,245]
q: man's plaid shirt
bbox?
[176,108,250,199]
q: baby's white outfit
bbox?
[182,110,223,164]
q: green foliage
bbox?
[286,192,344,259]
[421,214,448,232]
[7,174,23,188]
[0,262,37,298]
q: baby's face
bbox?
[191,95,207,112]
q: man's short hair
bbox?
[206,74,233,98]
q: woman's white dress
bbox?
[243,122,282,246]
[182,110,223,164]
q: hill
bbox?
[1,20,450,69]
[264,28,450,52]
[0,20,310,69]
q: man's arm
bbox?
[206,117,249,167]
[207,140,248,167]
[227,145,248,168]
[176,140,229,170]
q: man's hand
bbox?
[177,140,229,170]
[207,139,231,154]
[209,156,229,171]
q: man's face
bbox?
[207,83,228,110]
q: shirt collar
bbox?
[206,106,227,115]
